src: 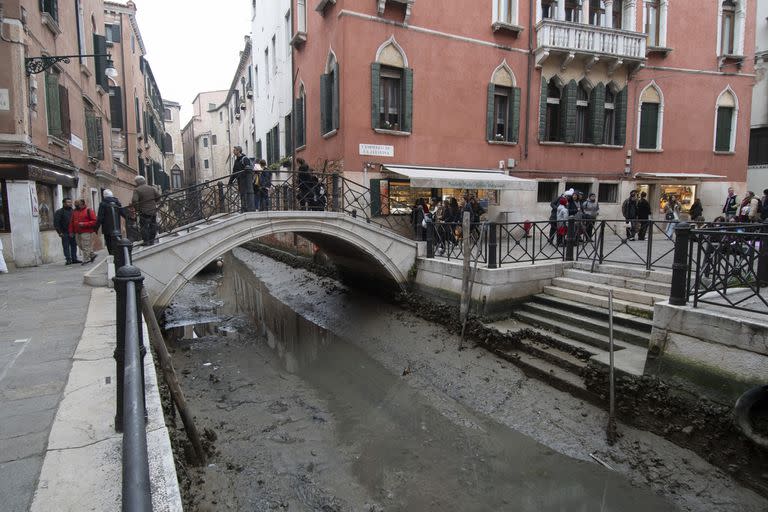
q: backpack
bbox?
[621,199,628,218]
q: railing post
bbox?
[115,238,133,271]
[488,222,498,269]
[598,221,606,264]
[117,265,152,512]
[426,219,435,258]
[669,222,692,306]
[646,219,654,270]
[759,220,768,286]
[332,173,340,212]
[113,265,127,432]
[217,182,225,214]
[565,217,575,261]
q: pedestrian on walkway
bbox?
[689,198,704,222]
[664,195,681,238]
[622,190,639,240]
[556,197,569,246]
[722,187,738,221]
[54,197,79,264]
[132,175,161,245]
[69,199,98,265]
[582,193,599,240]
[636,191,652,240]
[96,189,125,255]
[229,146,253,212]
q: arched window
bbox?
[542,78,562,142]
[603,87,616,145]
[371,37,413,133]
[638,82,663,150]
[575,81,591,143]
[295,83,306,148]
[163,132,173,154]
[320,52,339,135]
[720,0,736,55]
[714,88,737,152]
[171,165,182,190]
[486,63,520,143]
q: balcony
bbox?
[535,19,646,73]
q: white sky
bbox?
[134,1,252,125]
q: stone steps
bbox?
[533,293,654,332]
[551,277,668,306]
[563,268,671,296]
[572,261,674,285]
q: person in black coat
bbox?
[228,146,254,212]
[296,158,314,209]
[54,197,79,264]
[96,189,125,255]
[636,191,652,240]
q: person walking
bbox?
[228,146,254,212]
[556,197,569,246]
[258,159,271,212]
[722,187,738,221]
[622,190,639,240]
[69,199,98,265]
[636,191,652,240]
[747,191,761,222]
[54,197,80,264]
[582,193,599,240]
[96,190,125,256]
[689,198,704,222]
[664,195,681,238]
[296,158,314,209]
[132,175,161,245]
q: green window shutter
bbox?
[320,73,330,134]
[332,62,340,131]
[589,83,605,145]
[370,179,381,216]
[615,86,628,146]
[561,80,578,143]
[510,86,521,143]
[45,72,61,137]
[371,63,381,129]
[295,98,305,147]
[109,86,123,129]
[715,107,733,151]
[59,85,71,139]
[93,34,108,89]
[538,78,548,141]
[402,67,413,133]
[486,83,495,141]
[639,103,659,149]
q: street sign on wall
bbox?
[359,144,394,157]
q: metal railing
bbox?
[112,232,152,511]
[668,222,768,315]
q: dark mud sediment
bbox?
[159,248,768,511]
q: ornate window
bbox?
[371,38,413,133]
[717,0,746,57]
[320,52,339,135]
[542,78,562,142]
[714,88,737,152]
[486,63,520,143]
[575,81,590,143]
[295,84,306,148]
[638,82,663,150]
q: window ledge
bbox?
[296,144,307,153]
[290,32,307,48]
[647,46,672,56]
[539,141,625,149]
[714,150,735,155]
[636,148,663,153]
[374,128,411,137]
[41,13,61,36]
[315,0,336,15]
[80,64,92,77]
[48,135,68,148]
[492,21,524,36]
[487,140,517,146]
[322,129,338,139]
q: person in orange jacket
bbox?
[69,199,98,265]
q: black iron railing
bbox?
[666,222,768,314]
[113,234,152,511]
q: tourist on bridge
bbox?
[54,197,80,264]
[132,175,161,245]
[622,190,639,241]
[229,146,254,212]
[636,191,652,241]
[258,159,271,212]
[296,158,314,209]
[68,199,98,265]
[96,189,125,256]
[582,193,599,240]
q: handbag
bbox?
[665,212,674,221]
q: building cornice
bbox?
[104,1,147,55]
[224,37,253,105]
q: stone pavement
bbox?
[0,257,95,512]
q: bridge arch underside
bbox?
[138,215,416,311]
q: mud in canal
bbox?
[162,248,768,512]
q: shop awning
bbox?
[634,172,726,180]
[383,164,536,190]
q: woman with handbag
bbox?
[664,195,681,239]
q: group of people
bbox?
[722,187,768,223]
[412,195,486,254]
[53,175,162,266]
[549,189,601,245]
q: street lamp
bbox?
[25,54,117,77]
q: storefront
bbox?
[372,164,535,216]
[634,173,726,217]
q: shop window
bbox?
[714,89,737,152]
[371,38,413,133]
[36,183,55,231]
[660,185,696,213]
[0,180,9,232]
[598,183,619,203]
[537,182,559,203]
[487,64,521,143]
[749,127,768,166]
[638,82,663,150]
[565,182,592,196]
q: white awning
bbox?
[383,164,536,190]
[634,172,726,180]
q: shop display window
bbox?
[36,182,56,231]
[659,184,696,213]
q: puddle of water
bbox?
[193,255,677,511]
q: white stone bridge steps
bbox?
[485,262,673,397]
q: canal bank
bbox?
[160,248,766,511]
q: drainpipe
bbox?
[290,1,297,173]
[524,0,535,160]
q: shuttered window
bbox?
[59,85,71,139]
[109,86,123,129]
[575,83,590,143]
[45,70,63,138]
[92,34,108,90]
[320,61,339,135]
[486,84,521,143]
[85,104,104,160]
[715,106,734,152]
[639,103,659,149]
[285,113,293,156]
[544,80,562,142]
[295,93,306,148]
[371,63,413,133]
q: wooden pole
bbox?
[139,288,207,466]
[458,210,471,350]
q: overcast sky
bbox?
[134,1,252,125]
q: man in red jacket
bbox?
[69,199,98,265]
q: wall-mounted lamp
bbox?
[25,53,117,77]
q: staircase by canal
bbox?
[485,262,672,399]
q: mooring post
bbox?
[669,222,692,306]
[459,211,472,348]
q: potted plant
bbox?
[495,133,505,141]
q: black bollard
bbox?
[669,222,692,306]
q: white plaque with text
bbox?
[0,89,9,111]
[70,134,84,151]
[359,144,394,157]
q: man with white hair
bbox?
[131,175,161,245]
[96,189,125,255]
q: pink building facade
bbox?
[292,0,756,220]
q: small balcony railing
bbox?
[536,19,647,61]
